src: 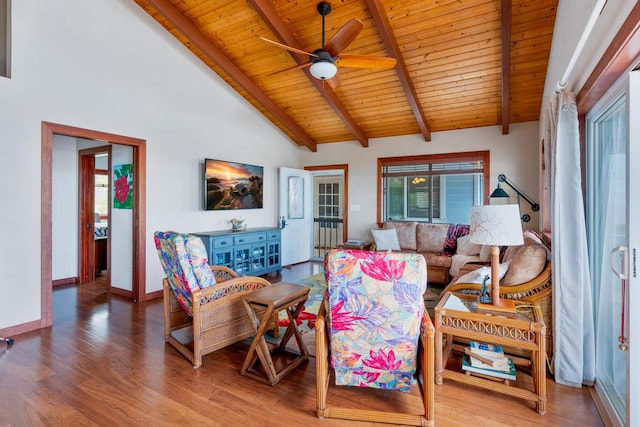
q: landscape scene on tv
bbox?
[205,158,263,210]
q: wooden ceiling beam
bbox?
[249,0,369,147]
[366,0,431,142]
[501,0,511,135]
[141,0,318,152]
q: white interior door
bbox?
[279,167,312,266]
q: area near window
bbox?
[377,151,490,225]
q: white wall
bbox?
[52,135,79,280]
[300,122,542,241]
[0,0,301,330]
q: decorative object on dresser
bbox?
[468,205,524,312]
[193,228,281,277]
[316,249,435,426]
[153,231,278,368]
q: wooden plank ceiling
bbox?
[133,0,558,152]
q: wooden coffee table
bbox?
[241,282,310,386]
[434,292,547,414]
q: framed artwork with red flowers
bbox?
[113,164,133,209]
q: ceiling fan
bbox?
[259,1,397,82]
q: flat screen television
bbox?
[204,158,264,210]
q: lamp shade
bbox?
[490,183,510,198]
[469,204,524,246]
[310,61,337,80]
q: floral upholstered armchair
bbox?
[316,249,434,426]
[154,231,276,368]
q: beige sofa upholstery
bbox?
[375,221,470,284]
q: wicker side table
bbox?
[434,292,547,414]
[241,282,310,386]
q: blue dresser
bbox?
[193,228,281,276]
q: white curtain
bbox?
[542,91,596,386]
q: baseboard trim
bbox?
[590,383,622,427]
[52,277,78,287]
[0,318,42,338]
[110,287,133,299]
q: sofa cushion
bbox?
[371,228,401,251]
[416,223,449,252]
[502,243,548,285]
[184,234,217,289]
[383,221,418,250]
[422,252,453,269]
[502,230,546,262]
[456,234,482,256]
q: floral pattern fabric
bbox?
[153,231,216,316]
[325,250,427,392]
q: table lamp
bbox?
[469,204,524,312]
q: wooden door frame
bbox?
[304,164,349,242]
[78,146,112,286]
[41,122,147,328]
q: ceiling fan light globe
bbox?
[310,61,337,80]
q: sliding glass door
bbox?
[586,70,639,426]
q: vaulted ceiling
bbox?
[133,0,558,152]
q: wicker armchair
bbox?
[154,231,276,368]
[316,250,434,426]
[444,262,553,357]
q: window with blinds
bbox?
[379,152,490,224]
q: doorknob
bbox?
[86,223,92,228]
[610,245,629,279]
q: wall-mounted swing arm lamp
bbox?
[490,174,540,222]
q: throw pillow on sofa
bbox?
[502,243,547,285]
[453,260,511,284]
[383,221,418,250]
[371,228,401,251]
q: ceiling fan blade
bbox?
[258,36,318,58]
[267,61,312,77]
[324,19,363,57]
[335,54,397,69]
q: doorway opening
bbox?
[305,164,348,260]
[41,122,147,329]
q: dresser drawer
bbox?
[266,230,281,240]
[234,233,266,245]
[212,236,233,248]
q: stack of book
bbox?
[461,341,516,381]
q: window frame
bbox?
[376,151,491,225]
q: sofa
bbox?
[372,221,471,284]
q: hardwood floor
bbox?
[0,262,603,426]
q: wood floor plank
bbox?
[0,263,604,426]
